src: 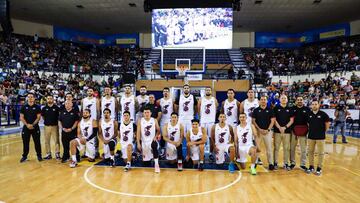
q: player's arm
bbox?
[239,101,244,114]
[112,121,119,140]
[154,119,161,141]
[80,99,84,117]
[251,123,260,148]
[229,125,235,144]
[174,97,179,113]
[134,98,139,112]
[197,98,201,118]
[96,98,101,120]
[186,131,191,159]
[136,120,142,151]
[193,127,207,145]
[210,125,216,153]
[178,124,184,146]
[233,126,238,158]
[215,98,219,110]
[162,123,170,143]
[98,120,105,143]
[220,101,225,114]
[115,97,119,118]
[118,97,122,112]
[194,96,198,115]
[77,122,82,139]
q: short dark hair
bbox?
[163,87,170,91]
[103,108,111,114]
[123,111,130,115]
[83,108,91,114]
[171,112,178,117]
[27,92,35,97]
[66,93,73,97]
[191,118,199,123]
[46,94,53,98]
[87,87,94,91]
[183,84,190,88]
[227,89,235,93]
[140,85,147,89]
[143,107,151,112]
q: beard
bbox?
[206,93,211,96]
[83,116,89,119]
[140,92,146,96]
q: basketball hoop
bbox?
[175,65,189,76]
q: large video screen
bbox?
[152,8,233,49]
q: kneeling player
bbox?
[234,113,258,175]
[119,111,136,172]
[162,112,184,171]
[211,113,236,173]
[136,107,161,173]
[99,108,118,167]
[186,119,207,171]
[69,109,98,167]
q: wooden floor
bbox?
[0,132,359,203]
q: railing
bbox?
[0,105,21,126]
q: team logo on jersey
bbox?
[183,101,190,112]
[145,125,152,136]
[241,131,248,144]
[83,126,89,137]
[123,130,130,141]
[169,130,177,141]
[86,104,92,109]
[205,103,212,114]
[124,102,131,111]
[104,127,111,138]
[248,107,255,117]
[227,106,234,116]
[219,132,226,143]
[105,103,111,108]
[163,104,170,114]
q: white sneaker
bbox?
[69,160,77,168]
[124,164,131,172]
[155,164,160,173]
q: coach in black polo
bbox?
[306,100,330,176]
[252,95,275,170]
[19,93,42,163]
[59,100,79,163]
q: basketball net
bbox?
[175,64,190,76]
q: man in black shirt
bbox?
[290,96,310,171]
[41,95,60,160]
[306,100,330,176]
[274,95,294,170]
[252,96,275,170]
[144,94,161,122]
[59,100,80,163]
[19,93,42,163]
[60,93,80,114]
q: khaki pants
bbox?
[308,139,325,168]
[290,133,307,166]
[44,125,60,155]
[259,130,274,165]
[274,133,291,165]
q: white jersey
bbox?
[101,96,116,119]
[82,97,97,120]
[215,124,231,146]
[101,119,115,141]
[160,98,173,124]
[80,119,93,139]
[179,94,195,120]
[244,99,259,122]
[236,124,253,147]
[141,117,156,143]
[136,95,149,111]
[120,95,136,121]
[200,97,216,124]
[190,127,203,142]
[224,99,239,126]
[167,122,181,142]
[120,121,134,144]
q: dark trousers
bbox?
[61,130,77,160]
[151,140,159,159]
[22,126,41,158]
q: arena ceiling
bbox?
[10,0,360,34]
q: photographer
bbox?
[333,104,350,144]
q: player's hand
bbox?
[187,142,193,147]
[137,144,142,152]
[185,155,190,161]
[27,124,33,129]
[280,127,286,134]
[175,141,181,147]
[104,140,109,144]
[156,134,161,141]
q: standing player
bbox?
[119,111,137,172]
[186,119,207,171]
[69,109,98,167]
[162,112,184,171]
[81,87,100,120]
[210,113,236,173]
[221,89,240,128]
[175,84,198,135]
[136,86,149,122]
[120,85,139,122]
[101,85,119,120]
[99,108,119,167]
[136,107,161,173]
[234,113,258,175]
[198,87,218,151]
[157,87,174,130]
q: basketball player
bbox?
[175,84,198,135]
[157,87,174,130]
[234,113,258,175]
[119,111,137,172]
[69,109,98,167]
[120,85,139,122]
[221,89,240,128]
[186,119,207,171]
[101,85,119,120]
[198,87,218,146]
[99,108,119,167]
[81,87,100,120]
[162,112,184,171]
[136,86,149,122]
[136,107,161,173]
[210,113,236,173]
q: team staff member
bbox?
[290,96,310,171]
[42,95,60,160]
[252,96,275,170]
[59,100,80,163]
[273,95,294,170]
[144,94,161,122]
[306,100,330,176]
[61,93,80,114]
[20,93,42,163]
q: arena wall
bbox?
[8,19,54,38]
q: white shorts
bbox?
[200,122,214,153]
[142,141,154,161]
[76,137,96,159]
[160,117,170,129]
[103,139,117,159]
[179,118,192,135]
[166,143,178,161]
[190,145,200,161]
[238,145,253,163]
[215,144,233,164]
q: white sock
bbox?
[200,160,204,164]
[110,155,114,161]
[127,161,131,166]
[154,158,159,166]
[178,160,182,164]
[71,155,76,162]
[251,164,255,169]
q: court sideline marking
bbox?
[84,166,242,198]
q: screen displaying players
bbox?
[152,8,233,49]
